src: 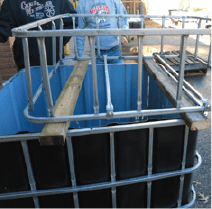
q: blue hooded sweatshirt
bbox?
[76,0,129,57]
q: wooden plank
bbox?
[39,60,90,146]
[144,58,210,130]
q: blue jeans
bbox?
[96,45,123,64]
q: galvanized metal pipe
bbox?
[21,141,40,208]
[110,132,117,208]
[160,17,165,55]
[89,36,99,114]
[0,152,201,200]
[118,17,122,59]
[208,41,211,68]
[12,28,211,38]
[59,18,64,65]
[104,55,113,118]
[176,35,188,108]
[51,21,56,73]
[137,36,144,111]
[96,17,101,59]
[194,19,202,60]
[72,17,78,60]
[22,38,34,111]
[24,105,205,124]
[179,17,186,56]
[67,137,79,208]
[11,14,211,32]
[37,37,54,117]
[177,126,189,207]
[147,128,154,208]
[0,119,185,143]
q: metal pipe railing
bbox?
[89,36,99,114]
[176,35,188,108]
[11,13,211,125]
[104,55,113,118]
[22,38,34,111]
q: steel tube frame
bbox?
[21,141,40,208]
[0,119,185,142]
[23,105,205,124]
[51,21,56,73]
[208,41,211,68]
[12,28,211,38]
[177,126,189,207]
[67,137,79,208]
[72,17,78,60]
[22,38,34,111]
[0,119,200,209]
[104,55,113,118]
[194,19,202,60]
[118,17,122,59]
[96,17,101,59]
[11,14,211,32]
[89,36,99,114]
[36,37,54,117]
[176,35,188,108]
[137,36,143,112]
[59,18,64,65]
[160,16,165,55]
[110,132,117,208]
[147,128,154,208]
[0,151,201,205]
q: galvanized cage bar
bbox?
[147,127,154,208]
[36,37,54,117]
[21,141,40,208]
[194,19,202,60]
[51,20,56,74]
[208,41,211,68]
[22,38,34,111]
[177,126,189,207]
[118,17,122,59]
[110,132,117,208]
[89,36,99,114]
[137,35,144,111]
[0,120,202,209]
[104,55,113,118]
[160,16,165,55]
[67,137,80,208]
[72,17,78,60]
[96,17,101,59]
[176,35,188,108]
[59,18,64,64]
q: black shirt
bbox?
[0,0,77,70]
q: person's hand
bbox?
[121,36,128,46]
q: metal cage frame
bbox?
[0,13,210,208]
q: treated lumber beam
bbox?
[144,58,210,130]
[39,60,89,146]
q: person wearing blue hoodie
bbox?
[0,0,77,71]
[76,0,129,64]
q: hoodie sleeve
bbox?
[62,0,78,46]
[76,1,86,57]
[114,0,129,29]
[0,0,17,43]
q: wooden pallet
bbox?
[154,50,208,76]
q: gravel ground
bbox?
[65,19,211,208]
